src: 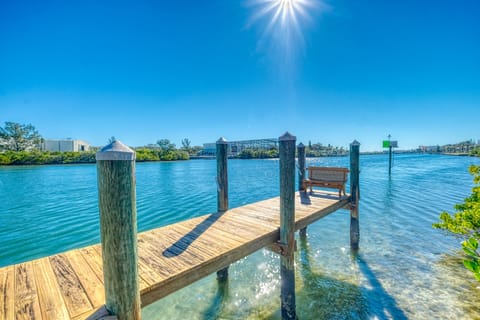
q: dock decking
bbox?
[0,191,350,320]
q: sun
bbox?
[245,0,327,77]
[246,0,322,34]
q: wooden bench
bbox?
[302,166,349,197]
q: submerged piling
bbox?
[216,137,229,281]
[279,132,296,320]
[349,140,360,250]
[96,140,141,320]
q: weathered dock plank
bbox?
[0,265,14,320]
[64,250,105,310]
[15,262,41,320]
[32,258,69,320]
[0,191,350,319]
[49,254,93,318]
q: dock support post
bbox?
[350,140,360,251]
[297,143,307,238]
[279,132,297,320]
[96,140,140,320]
[216,137,229,281]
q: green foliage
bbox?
[0,122,42,151]
[237,148,279,159]
[463,237,480,281]
[157,139,176,152]
[434,165,480,234]
[0,148,189,166]
[135,148,189,162]
[434,165,480,281]
[181,138,191,152]
[305,143,347,157]
[190,145,203,156]
[471,147,480,157]
[0,151,96,165]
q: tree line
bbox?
[0,122,200,165]
[235,142,347,159]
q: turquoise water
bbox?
[1,154,480,319]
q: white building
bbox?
[41,139,90,152]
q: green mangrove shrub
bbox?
[434,165,480,281]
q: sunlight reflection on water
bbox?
[1,154,480,319]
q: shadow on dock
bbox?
[163,211,225,258]
[300,191,312,205]
[301,190,350,204]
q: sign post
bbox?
[382,135,398,175]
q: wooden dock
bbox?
[0,191,350,320]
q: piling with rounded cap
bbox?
[350,140,360,251]
[96,140,140,320]
[279,131,297,320]
[96,140,136,161]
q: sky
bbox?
[1,0,479,151]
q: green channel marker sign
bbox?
[383,140,398,148]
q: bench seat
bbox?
[302,166,349,197]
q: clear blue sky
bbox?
[1,0,479,151]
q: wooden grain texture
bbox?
[0,191,350,319]
[79,246,104,284]
[216,138,229,281]
[49,254,92,318]
[0,265,14,320]
[298,143,307,237]
[216,138,228,213]
[15,262,41,320]
[64,250,105,309]
[297,143,306,191]
[97,158,140,320]
[279,132,296,320]
[32,258,70,319]
[350,140,360,250]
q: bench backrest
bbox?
[307,167,349,182]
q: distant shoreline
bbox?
[1,150,478,167]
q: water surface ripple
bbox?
[1,154,480,319]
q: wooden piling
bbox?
[216,137,229,281]
[349,140,360,251]
[297,143,306,191]
[96,140,140,320]
[216,137,228,212]
[279,132,296,320]
[297,143,307,238]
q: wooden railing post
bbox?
[96,140,140,320]
[279,132,296,320]
[216,137,229,281]
[297,143,307,238]
[350,140,360,251]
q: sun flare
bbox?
[246,0,322,36]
